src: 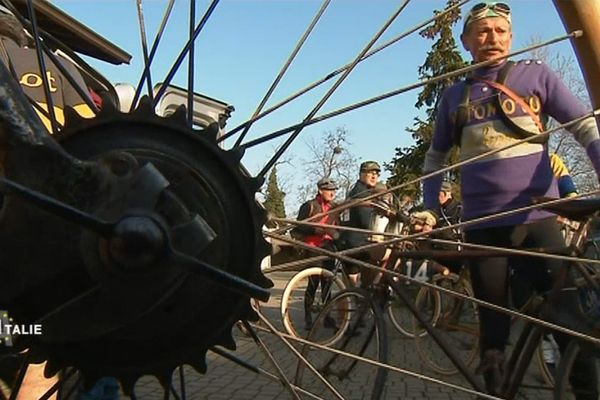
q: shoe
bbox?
[475,349,505,395]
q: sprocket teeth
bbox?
[169,105,188,127]
[63,106,86,129]
[257,237,271,257]
[98,95,118,115]
[190,359,207,374]
[253,273,274,289]
[134,95,154,115]
[205,121,220,142]
[216,332,236,350]
[248,177,265,192]
[119,375,140,396]
[154,368,175,388]
[226,147,245,164]
[43,359,63,378]
[241,301,259,321]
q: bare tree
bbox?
[295,127,358,207]
[526,36,597,193]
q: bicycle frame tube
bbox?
[553,1,600,110]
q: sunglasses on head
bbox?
[464,2,511,27]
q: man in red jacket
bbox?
[292,177,339,330]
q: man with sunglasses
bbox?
[340,161,384,286]
[421,1,600,398]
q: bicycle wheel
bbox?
[535,333,560,387]
[281,266,347,339]
[294,288,389,400]
[414,273,479,375]
[386,271,442,338]
[553,340,600,400]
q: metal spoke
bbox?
[136,0,154,101]
[187,0,196,128]
[266,104,598,240]
[272,216,600,265]
[266,188,600,274]
[25,0,58,134]
[209,347,324,400]
[131,0,176,111]
[152,0,220,108]
[0,176,113,236]
[240,321,302,400]
[222,0,468,143]
[265,230,600,346]
[251,324,501,400]
[241,31,580,150]
[257,0,411,178]
[250,316,345,400]
[232,0,332,147]
[0,8,101,116]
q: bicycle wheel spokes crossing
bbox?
[294,288,388,400]
[414,273,479,376]
[387,268,442,338]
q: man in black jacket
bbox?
[340,161,382,286]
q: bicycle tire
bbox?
[280,267,346,339]
[386,273,442,338]
[414,273,479,375]
[535,333,560,387]
[294,288,389,400]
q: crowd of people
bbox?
[292,2,600,399]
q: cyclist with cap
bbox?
[420,2,600,397]
[340,161,385,287]
[291,177,340,330]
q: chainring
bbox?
[3,100,272,393]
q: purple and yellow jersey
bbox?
[423,60,600,228]
[1,38,93,132]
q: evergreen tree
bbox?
[264,166,286,218]
[386,0,467,199]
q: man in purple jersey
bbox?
[420,2,600,398]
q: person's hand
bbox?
[411,210,437,233]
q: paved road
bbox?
[129,271,553,400]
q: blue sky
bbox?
[52,0,579,207]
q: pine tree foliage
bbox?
[386,0,467,199]
[264,166,286,218]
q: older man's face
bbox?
[319,188,336,202]
[461,17,512,64]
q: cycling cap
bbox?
[360,161,381,172]
[317,177,338,190]
[441,181,453,192]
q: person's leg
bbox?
[304,275,319,329]
[466,225,517,394]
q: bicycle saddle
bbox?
[533,197,600,221]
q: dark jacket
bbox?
[340,180,375,248]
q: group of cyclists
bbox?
[292,1,600,399]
